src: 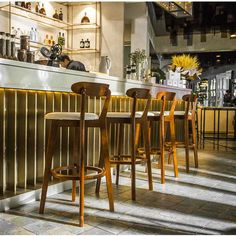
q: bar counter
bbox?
[0,58,191,209]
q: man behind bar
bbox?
[58,54,86,71]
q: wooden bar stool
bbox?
[97,88,153,201]
[39,82,114,227]
[173,94,198,172]
[148,92,178,184]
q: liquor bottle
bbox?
[26,2,31,10]
[58,32,63,46]
[80,39,84,48]
[35,2,39,13]
[21,2,26,8]
[11,26,17,36]
[44,34,49,45]
[62,33,65,46]
[81,12,90,24]
[53,10,59,19]
[39,3,46,15]
[59,8,63,21]
[51,35,55,46]
[34,28,39,42]
[15,2,21,6]
[30,27,35,41]
[84,39,90,48]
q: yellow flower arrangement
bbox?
[170,54,202,80]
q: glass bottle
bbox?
[39,3,46,15]
[81,12,90,24]
[11,26,17,36]
[21,1,26,8]
[59,8,63,21]
[30,27,35,41]
[0,32,6,58]
[5,33,11,59]
[53,9,59,19]
[84,39,90,48]
[44,34,49,45]
[58,32,62,45]
[51,36,55,46]
[26,2,31,10]
[80,39,84,48]
[10,35,17,60]
[34,28,39,42]
[35,2,39,13]
[15,2,21,6]
[62,33,65,46]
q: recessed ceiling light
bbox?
[216,59,221,62]
[216,55,221,58]
[230,34,236,39]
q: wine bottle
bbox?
[80,39,85,48]
[35,2,39,13]
[84,39,90,48]
[53,10,59,19]
[81,12,90,24]
[62,33,65,46]
[59,8,63,21]
[26,2,31,10]
[58,32,63,46]
[39,3,46,15]
[21,2,26,8]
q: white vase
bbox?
[99,56,111,75]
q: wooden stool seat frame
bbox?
[148,92,178,184]
[174,94,198,172]
[96,88,153,201]
[39,82,114,227]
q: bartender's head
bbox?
[58,54,71,68]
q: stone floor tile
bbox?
[82,226,114,235]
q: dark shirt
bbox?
[67,60,86,71]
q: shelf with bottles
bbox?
[0,3,71,30]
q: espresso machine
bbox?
[40,44,62,67]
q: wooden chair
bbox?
[148,92,178,184]
[96,88,153,201]
[39,82,114,227]
[173,94,198,172]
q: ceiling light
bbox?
[216,55,221,58]
[230,34,236,39]
[156,2,193,18]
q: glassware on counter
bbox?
[17,49,27,62]
[10,34,17,60]
[0,32,6,58]
[20,35,30,51]
[5,33,11,59]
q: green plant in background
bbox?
[130,49,147,64]
[152,67,166,82]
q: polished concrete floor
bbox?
[1,139,236,235]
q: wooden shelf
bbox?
[0,4,71,29]
[67,48,100,54]
[66,23,100,30]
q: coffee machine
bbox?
[40,44,62,67]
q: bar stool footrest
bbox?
[110,155,145,164]
[51,165,105,181]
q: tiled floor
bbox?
[1,139,236,235]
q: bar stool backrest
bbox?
[182,94,198,117]
[156,92,176,117]
[126,88,151,119]
[71,82,111,121]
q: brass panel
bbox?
[5,90,17,192]
[36,92,46,182]
[61,93,69,171]
[27,91,36,187]
[0,90,4,194]
[16,91,27,188]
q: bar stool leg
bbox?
[192,117,198,168]
[101,126,114,212]
[131,120,136,200]
[160,117,165,184]
[79,121,85,227]
[95,147,104,195]
[72,129,79,202]
[170,119,178,177]
[185,119,190,173]
[116,123,124,185]
[39,121,58,214]
[143,122,153,191]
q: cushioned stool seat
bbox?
[107,111,154,118]
[45,112,99,120]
